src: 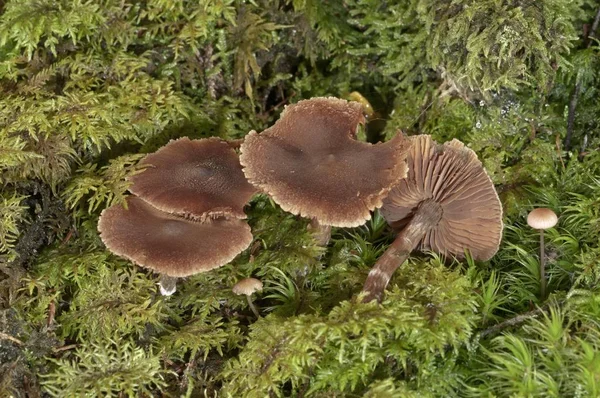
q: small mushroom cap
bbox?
[98,197,253,277]
[381,135,503,261]
[232,277,263,296]
[240,97,411,227]
[527,208,558,230]
[129,137,256,220]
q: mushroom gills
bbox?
[362,135,503,302]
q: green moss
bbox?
[1,0,599,396]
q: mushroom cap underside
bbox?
[381,135,503,261]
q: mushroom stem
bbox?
[539,230,546,300]
[158,274,178,296]
[308,218,332,246]
[362,200,443,302]
[246,295,261,318]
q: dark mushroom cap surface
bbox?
[381,135,503,261]
[240,97,411,227]
[129,137,256,220]
[98,197,253,277]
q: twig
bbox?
[589,7,600,45]
[0,331,24,345]
[556,133,566,170]
[578,134,589,161]
[564,81,581,152]
[226,138,244,149]
[179,354,197,392]
[564,7,600,151]
[53,344,78,353]
[47,300,56,328]
[257,93,295,122]
[479,304,551,338]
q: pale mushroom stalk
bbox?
[246,295,261,318]
[539,230,546,299]
[362,200,442,302]
[308,217,332,246]
[158,274,178,296]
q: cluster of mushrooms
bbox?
[98,138,256,295]
[98,97,505,305]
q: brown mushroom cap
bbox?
[128,137,256,220]
[527,208,558,230]
[232,277,263,296]
[98,197,253,277]
[239,97,411,227]
[381,135,503,261]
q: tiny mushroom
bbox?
[232,277,264,318]
[98,196,253,282]
[128,137,256,221]
[527,207,558,300]
[240,97,411,244]
[362,135,503,302]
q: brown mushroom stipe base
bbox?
[362,135,503,302]
[363,200,443,302]
[98,197,253,277]
[129,137,256,220]
[240,97,411,228]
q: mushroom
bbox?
[98,196,253,283]
[157,275,177,296]
[128,137,256,221]
[362,135,503,302]
[239,97,411,244]
[232,277,263,318]
[527,208,558,300]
